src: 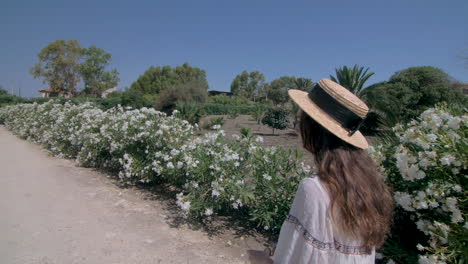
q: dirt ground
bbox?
[0,126,266,264]
[199,114,316,163]
[200,114,300,147]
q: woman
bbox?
[249,79,393,264]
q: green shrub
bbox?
[175,102,205,125]
[261,108,290,134]
[1,91,154,110]
[0,94,21,106]
[156,80,208,114]
[199,103,269,115]
[252,104,267,124]
[209,117,225,129]
[240,127,252,138]
[227,108,240,119]
[208,95,251,105]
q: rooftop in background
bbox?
[208,90,233,97]
[452,83,468,95]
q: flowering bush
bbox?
[0,102,311,234]
[371,104,467,264]
[171,130,311,233]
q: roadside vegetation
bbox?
[1,39,467,264]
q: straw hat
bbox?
[288,78,369,149]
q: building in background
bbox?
[208,90,233,97]
[38,89,71,98]
[101,87,117,98]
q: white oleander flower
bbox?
[180,201,191,212]
[166,162,174,169]
[177,161,183,169]
[440,154,455,166]
[394,192,414,211]
[204,208,213,216]
[447,117,461,129]
[426,134,437,142]
[418,255,438,264]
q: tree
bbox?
[156,79,208,114]
[79,46,120,97]
[130,63,208,96]
[294,77,314,92]
[0,85,7,95]
[261,108,290,135]
[31,40,83,97]
[364,66,466,126]
[267,76,298,105]
[389,66,463,107]
[230,71,266,101]
[330,65,375,97]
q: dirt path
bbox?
[0,126,264,264]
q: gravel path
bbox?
[0,126,263,264]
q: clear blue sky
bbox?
[1,0,467,97]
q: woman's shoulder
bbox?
[299,174,326,194]
[296,174,330,207]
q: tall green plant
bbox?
[30,40,84,96]
[294,78,314,92]
[330,65,375,97]
[175,102,205,125]
[252,104,267,124]
[130,63,209,96]
[79,46,120,97]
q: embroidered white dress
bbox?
[274,176,375,264]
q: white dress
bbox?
[274,175,375,264]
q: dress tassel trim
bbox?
[286,215,372,255]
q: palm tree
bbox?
[330,65,375,97]
[330,65,387,138]
[294,78,314,92]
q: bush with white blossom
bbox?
[169,129,311,232]
[4,101,464,261]
[370,104,467,264]
[0,101,312,234]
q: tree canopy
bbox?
[31,40,83,96]
[156,79,208,113]
[267,76,296,105]
[364,66,466,125]
[79,45,120,97]
[130,63,209,96]
[230,71,266,101]
[261,108,290,134]
[30,40,120,98]
[0,86,7,95]
[267,76,313,105]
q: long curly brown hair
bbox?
[299,110,393,249]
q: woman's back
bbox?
[255,80,393,264]
[274,176,375,264]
